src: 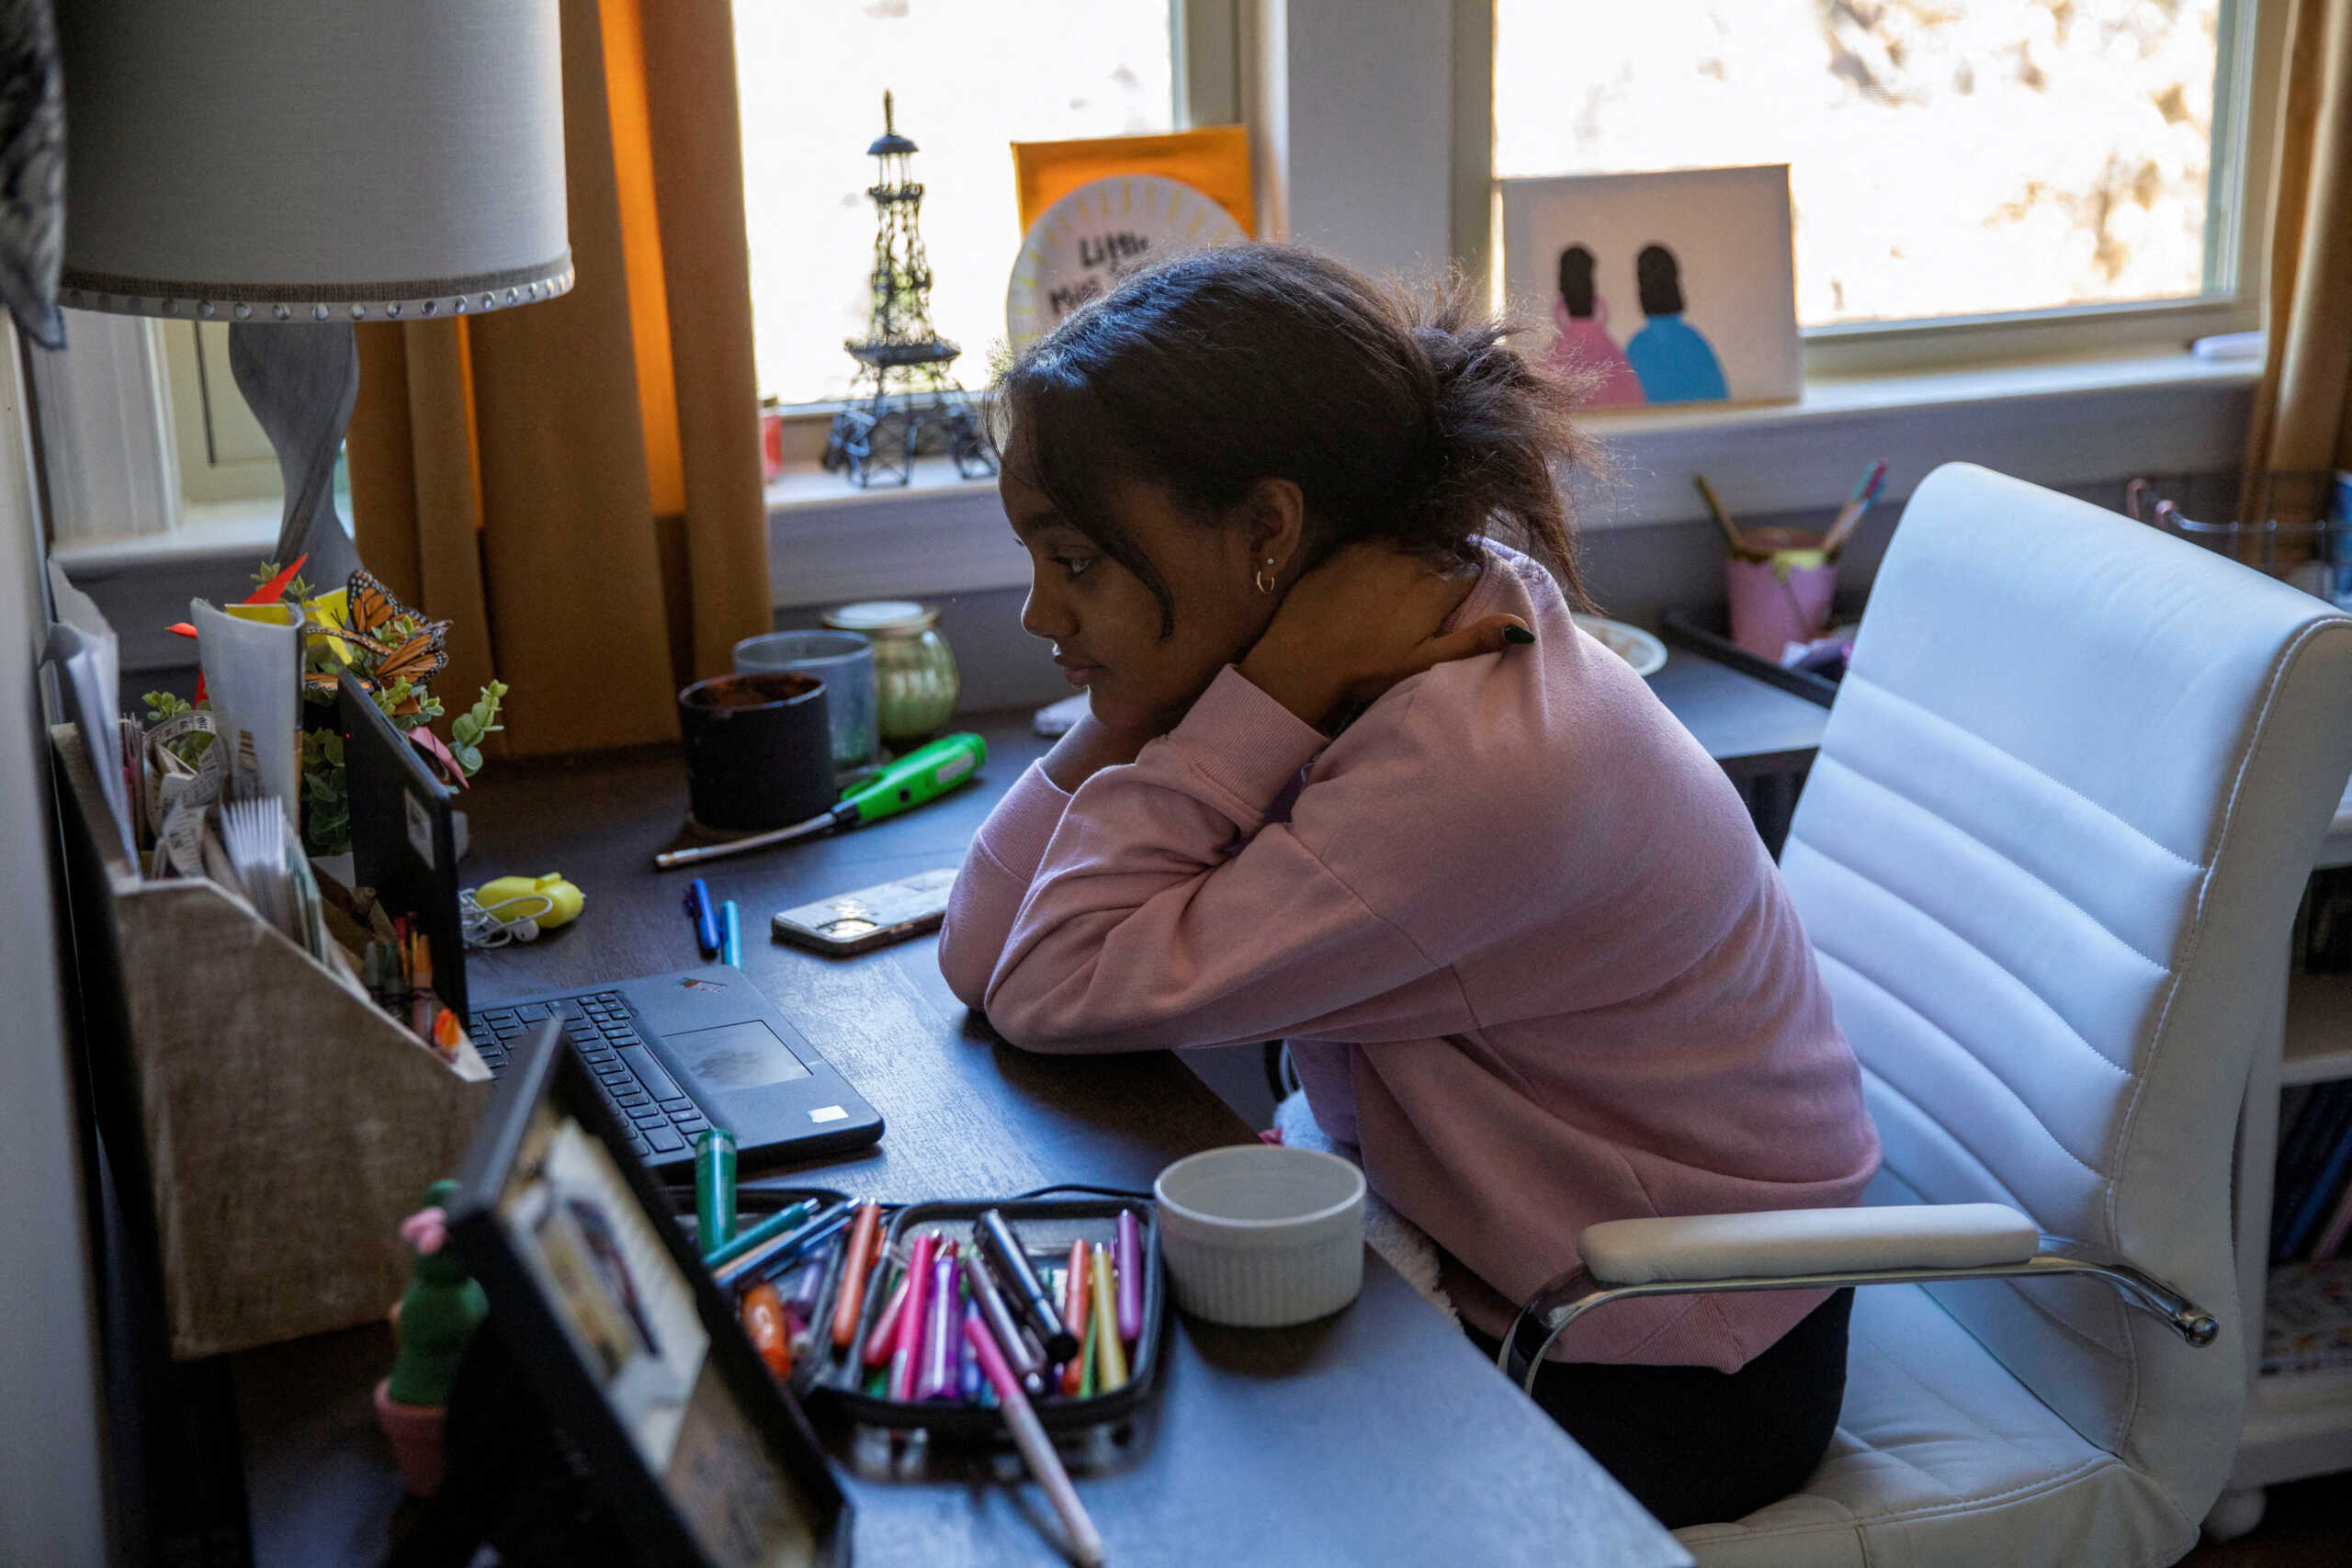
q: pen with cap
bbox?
[965,1242,1050,1397]
[684,877,720,958]
[975,1208,1079,1363]
[720,898,742,968]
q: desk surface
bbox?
[232,656,1809,1567]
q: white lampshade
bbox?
[57,1,572,323]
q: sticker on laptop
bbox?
[808,1106,849,1124]
[677,976,729,993]
[404,790,435,869]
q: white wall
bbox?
[0,324,108,1565]
[1258,0,1455,279]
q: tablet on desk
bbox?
[447,1021,849,1568]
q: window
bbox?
[733,0,1179,408]
[1493,0,2259,337]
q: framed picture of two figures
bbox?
[1501,164,1801,412]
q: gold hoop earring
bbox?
[1254,559,1277,595]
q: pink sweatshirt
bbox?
[940,544,1879,1370]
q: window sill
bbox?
[50,498,282,573]
[765,351,2257,609]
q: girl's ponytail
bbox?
[1406,284,1596,609]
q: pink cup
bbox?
[1726,527,1836,661]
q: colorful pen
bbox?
[831,1202,883,1349]
[966,1311,1106,1567]
[685,876,720,958]
[709,1206,849,1293]
[960,1302,985,1403]
[1060,1244,1091,1397]
[695,1128,737,1251]
[703,1198,817,1269]
[918,1246,959,1400]
[863,1262,910,1369]
[1819,459,1890,559]
[966,1244,1051,1398]
[1114,1211,1143,1343]
[741,1281,793,1379]
[720,897,742,968]
[889,1232,937,1402]
[1090,1243,1127,1393]
[975,1209,1078,1363]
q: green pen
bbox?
[655,732,989,871]
[702,1198,817,1269]
[694,1128,737,1251]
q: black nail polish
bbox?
[1503,625,1535,645]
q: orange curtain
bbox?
[345,0,767,756]
[2240,0,2352,531]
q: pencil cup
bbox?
[733,630,877,773]
[1725,526,1837,662]
[1154,1145,1365,1327]
[677,671,835,832]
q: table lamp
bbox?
[54,3,573,588]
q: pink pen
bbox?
[1114,1211,1144,1343]
[888,1232,936,1403]
[966,1311,1104,1565]
[917,1245,959,1400]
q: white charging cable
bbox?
[459,888,555,949]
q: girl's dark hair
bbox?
[1556,244,1597,319]
[1636,243,1684,317]
[990,243,1596,635]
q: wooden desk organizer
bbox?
[53,725,492,1358]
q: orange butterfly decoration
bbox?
[303,569,451,703]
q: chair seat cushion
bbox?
[1675,1284,2198,1568]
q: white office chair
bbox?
[1503,463,2352,1566]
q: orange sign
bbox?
[1012,126,1254,239]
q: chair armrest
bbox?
[1578,1202,2041,1284]
[1497,1205,2219,1397]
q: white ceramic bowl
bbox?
[1153,1145,1368,1327]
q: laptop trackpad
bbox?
[664,1021,811,1090]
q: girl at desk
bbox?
[939,243,1879,1529]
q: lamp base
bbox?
[228,321,362,587]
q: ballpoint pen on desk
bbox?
[720,898,742,969]
[1819,459,1890,559]
[685,877,721,959]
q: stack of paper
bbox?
[212,797,331,960]
[43,562,137,864]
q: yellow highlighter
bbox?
[1089,1242,1127,1393]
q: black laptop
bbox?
[340,674,884,1171]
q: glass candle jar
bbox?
[820,601,958,742]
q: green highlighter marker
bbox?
[655,732,987,870]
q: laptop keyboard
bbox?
[467,991,714,1161]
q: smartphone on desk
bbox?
[774,867,956,956]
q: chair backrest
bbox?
[1781,463,2352,1514]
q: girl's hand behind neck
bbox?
[1237,544,1533,728]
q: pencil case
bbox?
[805,1197,1166,1438]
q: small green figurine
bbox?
[374,1179,486,1495]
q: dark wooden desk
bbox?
[231,660,1813,1567]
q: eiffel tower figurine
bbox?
[822,93,997,489]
